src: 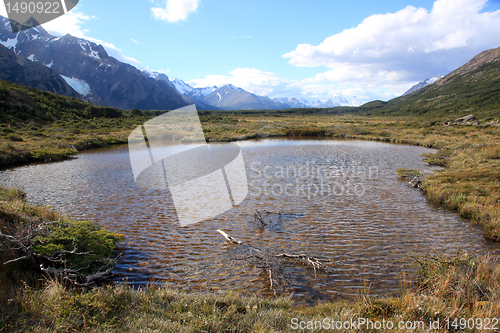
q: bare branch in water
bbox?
[216,229,331,295]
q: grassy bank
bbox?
[0,79,166,165]
[1,188,499,331]
[0,186,122,324]
[199,112,500,240]
[2,107,500,239]
[2,252,499,332]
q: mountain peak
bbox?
[169,77,193,94]
[403,75,443,95]
[223,83,245,92]
[9,16,41,33]
[0,17,187,110]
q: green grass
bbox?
[396,169,421,178]
[0,186,122,308]
[1,62,500,331]
[2,252,499,332]
[0,79,169,165]
[356,58,500,121]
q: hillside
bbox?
[0,79,117,123]
[359,46,500,121]
[0,79,168,166]
[0,44,79,98]
[0,16,187,111]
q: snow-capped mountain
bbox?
[299,95,361,108]
[0,43,79,98]
[273,97,309,108]
[165,79,288,110]
[165,77,217,98]
[142,74,218,110]
[0,15,187,110]
[145,70,170,83]
[403,76,443,96]
[164,77,361,110]
[203,84,287,110]
[170,77,194,95]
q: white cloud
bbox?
[41,10,92,38]
[39,9,142,67]
[283,0,500,99]
[188,68,294,97]
[151,0,200,23]
[145,67,171,74]
[187,68,360,103]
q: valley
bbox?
[0,8,499,331]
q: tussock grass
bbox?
[409,253,500,320]
[4,278,293,332]
[423,144,500,240]
[2,252,499,332]
[0,186,122,310]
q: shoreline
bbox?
[1,114,499,331]
[2,113,498,241]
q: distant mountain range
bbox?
[0,15,445,111]
[145,73,362,110]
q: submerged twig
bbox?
[254,210,265,226]
[216,229,331,295]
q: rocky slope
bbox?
[0,16,187,110]
[360,45,500,119]
[0,43,79,98]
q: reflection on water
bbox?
[0,138,498,305]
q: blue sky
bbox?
[2,0,500,103]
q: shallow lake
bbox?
[1,138,498,305]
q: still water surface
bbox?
[1,139,498,304]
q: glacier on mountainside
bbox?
[61,75,92,97]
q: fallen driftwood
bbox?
[254,210,265,226]
[409,175,425,188]
[275,253,330,271]
[40,262,115,287]
[217,229,242,244]
[396,169,432,189]
[217,229,330,295]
